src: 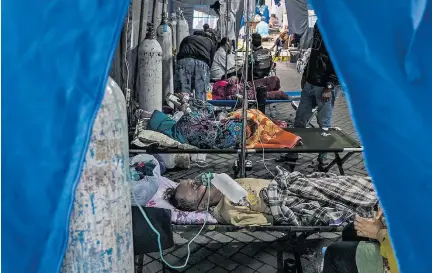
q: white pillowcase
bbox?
[145,176,218,224]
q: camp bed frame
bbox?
[130,128,363,176]
[134,220,343,273]
[207,90,301,108]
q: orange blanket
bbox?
[228,109,301,148]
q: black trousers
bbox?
[322,223,370,273]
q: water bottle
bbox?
[210,173,247,204]
[270,105,277,119]
[172,111,184,121]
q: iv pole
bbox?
[224,0,230,80]
[239,0,250,178]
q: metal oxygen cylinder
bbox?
[138,23,163,112]
[152,0,163,28]
[170,13,177,55]
[61,77,134,273]
[140,0,150,42]
[176,8,189,51]
[157,12,174,103]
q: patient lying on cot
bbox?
[148,99,301,149]
[164,166,378,226]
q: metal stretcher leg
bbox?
[293,233,308,273]
[321,152,356,175]
[277,248,284,273]
[233,153,252,178]
[276,233,292,273]
[136,254,144,273]
[276,231,305,273]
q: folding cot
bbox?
[130,127,363,176]
[207,90,301,107]
[132,206,344,273]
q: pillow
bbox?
[145,177,218,224]
[134,130,197,150]
[147,110,187,143]
[131,130,195,170]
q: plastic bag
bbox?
[129,154,160,206]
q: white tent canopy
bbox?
[129,0,313,48]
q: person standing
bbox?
[294,22,339,164]
[210,37,237,81]
[175,31,217,101]
[211,1,236,49]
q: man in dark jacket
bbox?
[174,31,217,101]
[249,33,273,80]
[294,22,339,163]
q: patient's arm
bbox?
[229,211,272,226]
[212,197,271,226]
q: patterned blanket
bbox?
[266,166,377,226]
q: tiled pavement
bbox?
[137,63,368,273]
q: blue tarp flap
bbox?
[2,0,129,272]
[310,0,432,272]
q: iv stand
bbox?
[224,0,230,81]
[239,0,251,178]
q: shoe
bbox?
[232,159,253,171]
[245,160,253,171]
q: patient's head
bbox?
[164,179,223,211]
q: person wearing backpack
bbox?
[295,22,340,164]
[278,22,339,166]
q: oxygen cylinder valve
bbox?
[146,23,156,39]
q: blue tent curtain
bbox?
[2,0,130,272]
[310,0,432,272]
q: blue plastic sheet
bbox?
[2,0,129,272]
[310,1,432,272]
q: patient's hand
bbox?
[354,215,384,240]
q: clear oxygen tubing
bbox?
[112,76,213,269]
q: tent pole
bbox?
[224,0,230,80]
[240,0,251,178]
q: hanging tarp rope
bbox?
[3,0,130,272]
[310,0,432,272]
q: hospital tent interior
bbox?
[3,0,432,272]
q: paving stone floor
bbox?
[136,62,368,273]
